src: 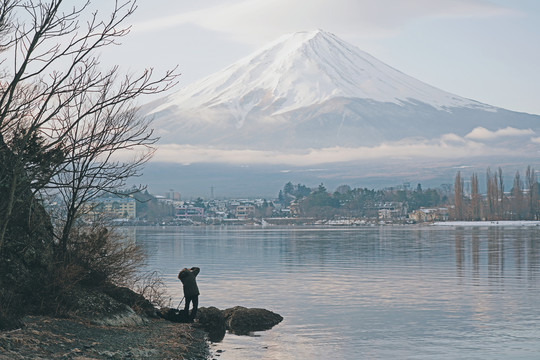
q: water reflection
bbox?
[131,226,540,360]
[455,230,464,281]
[452,226,540,285]
[472,229,480,279]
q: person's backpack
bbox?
[165,308,190,323]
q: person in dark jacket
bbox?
[178,267,200,321]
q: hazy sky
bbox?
[95,0,540,116]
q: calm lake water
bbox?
[133,225,540,360]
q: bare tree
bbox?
[526,166,538,219]
[485,168,500,220]
[0,0,177,254]
[453,171,464,220]
[50,105,158,256]
[470,172,481,221]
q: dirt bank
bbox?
[0,315,209,360]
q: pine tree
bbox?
[511,171,524,219]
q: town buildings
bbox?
[86,196,137,220]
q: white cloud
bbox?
[440,133,467,144]
[465,126,535,140]
[133,0,512,43]
[153,134,531,166]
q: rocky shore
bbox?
[0,315,209,360]
[0,285,283,360]
[0,283,208,360]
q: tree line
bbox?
[279,165,540,222]
[278,181,444,219]
[453,166,539,221]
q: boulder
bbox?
[102,284,158,318]
[62,287,148,326]
[196,307,226,342]
[180,306,283,341]
[223,306,283,335]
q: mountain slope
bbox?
[151,30,489,113]
[143,30,540,153]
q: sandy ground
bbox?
[0,315,209,360]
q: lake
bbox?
[133,225,540,360]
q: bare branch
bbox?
[0,0,180,254]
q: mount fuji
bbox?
[139,30,540,196]
[144,30,539,150]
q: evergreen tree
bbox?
[511,171,524,219]
[498,167,505,219]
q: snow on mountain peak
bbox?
[152,30,488,118]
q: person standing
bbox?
[178,267,200,321]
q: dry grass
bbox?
[0,316,208,359]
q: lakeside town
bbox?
[66,167,540,227]
[62,182,446,227]
[62,164,539,227]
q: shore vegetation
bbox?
[0,0,177,330]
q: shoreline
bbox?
[431,220,540,227]
[119,219,540,228]
[0,315,209,360]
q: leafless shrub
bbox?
[129,270,172,309]
[65,223,145,287]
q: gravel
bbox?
[0,315,209,359]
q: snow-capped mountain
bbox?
[144,30,540,151]
[153,30,486,114]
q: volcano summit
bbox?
[143,30,540,165]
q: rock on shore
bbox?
[196,306,283,341]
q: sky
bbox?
[95,0,540,116]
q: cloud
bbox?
[133,0,513,43]
[152,134,532,166]
[465,126,535,140]
[440,133,467,144]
